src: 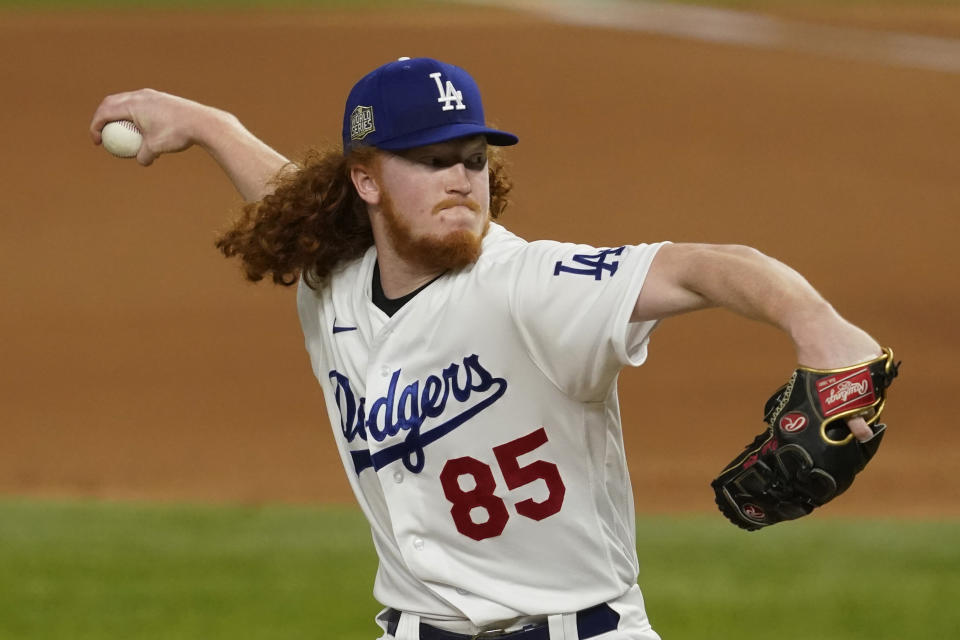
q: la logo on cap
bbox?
[430,72,466,111]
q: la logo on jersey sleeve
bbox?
[553,246,625,280]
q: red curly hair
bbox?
[215,144,513,289]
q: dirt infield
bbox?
[1,5,957,517]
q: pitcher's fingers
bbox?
[136,143,157,167]
[847,416,873,443]
[89,92,137,143]
[90,100,120,142]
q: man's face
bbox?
[373,136,491,270]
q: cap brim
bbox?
[375,123,519,151]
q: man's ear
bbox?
[350,163,381,206]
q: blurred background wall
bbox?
[1,0,957,516]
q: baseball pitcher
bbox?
[89,57,896,640]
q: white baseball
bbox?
[101,120,143,158]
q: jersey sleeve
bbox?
[507,240,667,401]
[296,276,327,382]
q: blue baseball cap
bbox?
[342,57,519,153]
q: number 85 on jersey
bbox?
[439,427,566,541]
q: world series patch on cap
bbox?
[342,57,519,153]
[711,348,900,531]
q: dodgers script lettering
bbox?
[329,354,507,474]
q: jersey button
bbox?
[413,538,425,550]
[393,471,403,484]
[456,588,469,596]
[380,365,390,377]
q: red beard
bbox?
[379,191,489,272]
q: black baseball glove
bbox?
[711,348,900,531]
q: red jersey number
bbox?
[439,428,567,541]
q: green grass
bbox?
[655,0,958,7]
[638,516,960,639]
[0,499,380,640]
[1,499,958,640]
[0,0,440,9]
[0,0,950,13]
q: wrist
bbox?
[192,106,241,152]
[789,304,881,369]
[787,300,838,350]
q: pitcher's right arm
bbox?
[89,88,290,202]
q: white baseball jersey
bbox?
[296,222,665,626]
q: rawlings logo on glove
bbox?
[711,348,900,531]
